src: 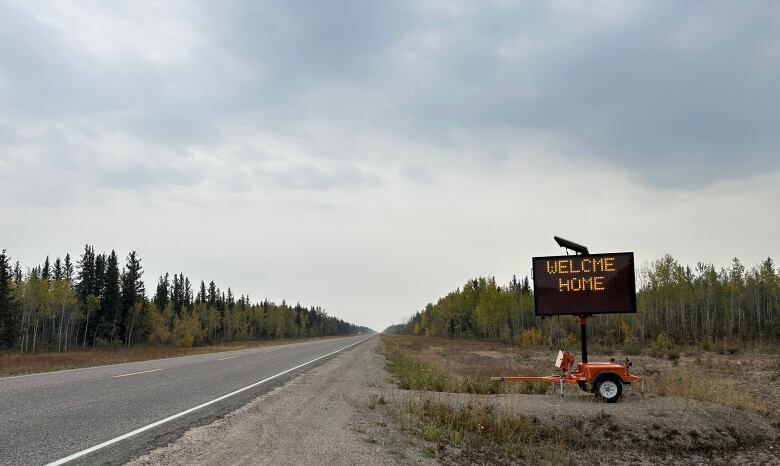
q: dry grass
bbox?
[396,398,576,466]
[379,335,780,465]
[380,335,552,395]
[637,351,779,418]
[380,334,780,418]
[0,336,345,377]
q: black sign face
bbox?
[532,252,636,316]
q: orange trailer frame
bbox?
[493,316,640,402]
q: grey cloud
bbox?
[1,0,778,193]
[399,164,433,186]
[376,2,780,187]
[261,162,383,192]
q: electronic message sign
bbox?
[532,252,636,316]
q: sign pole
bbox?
[579,315,589,364]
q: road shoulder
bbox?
[128,338,436,466]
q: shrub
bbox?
[514,328,543,347]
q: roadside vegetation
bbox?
[390,254,779,350]
[0,247,369,364]
[379,334,780,465]
[397,397,578,465]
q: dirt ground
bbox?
[127,338,437,466]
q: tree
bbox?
[154,273,170,315]
[101,251,121,343]
[0,250,18,348]
[53,258,63,281]
[63,254,74,282]
[120,251,145,345]
[41,256,51,285]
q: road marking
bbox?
[218,356,240,361]
[45,335,375,466]
[112,369,163,378]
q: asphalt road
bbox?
[0,335,373,465]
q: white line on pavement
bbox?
[45,335,374,466]
[113,369,163,378]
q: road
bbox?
[0,335,373,465]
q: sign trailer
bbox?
[493,236,640,402]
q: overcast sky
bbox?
[1,1,778,332]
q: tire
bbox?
[595,375,622,403]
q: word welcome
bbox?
[545,257,616,275]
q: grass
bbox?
[381,334,780,419]
[397,398,576,465]
[0,335,346,377]
[378,334,780,464]
[639,354,777,418]
[380,335,550,395]
[380,335,576,464]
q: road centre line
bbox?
[45,335,374,466]
[113,369,163,378]
[218,356,240,361]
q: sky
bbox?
[1,0,778,332]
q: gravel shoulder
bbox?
[127,338,436,466]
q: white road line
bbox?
[113,369,163,378]
[45,335,374,466]
[218,356,240,361]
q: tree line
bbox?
[0,246,369,352]
[393,255,779,348]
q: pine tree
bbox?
[42,256,51,285]
[101,251,121,343]
[76,245,96,305]
[197,280,207,305]
[154,273,170,313]
[120,251,144,344]
[53,258,63,281]
[183,277,193,310]
[13,261,22,285]
[0,250,18,348]
[63,254,74,282]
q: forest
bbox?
[392,255,779,349]
[0,246,369,352]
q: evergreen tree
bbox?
[154,273,170,313]
[197,280,207,305]
[53,258,63,281]
[120,251,144,344]
[0,250,18,348]
[13,261,22,285]
[63,254,74,282]
[42,256,51,285]
[76,245,96,305]
[101,250,121,343]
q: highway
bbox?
[0,335,373,465]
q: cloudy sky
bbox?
[1,0,778,331]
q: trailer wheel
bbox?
[595,375,622,403]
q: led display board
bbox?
[532,252,636,316]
